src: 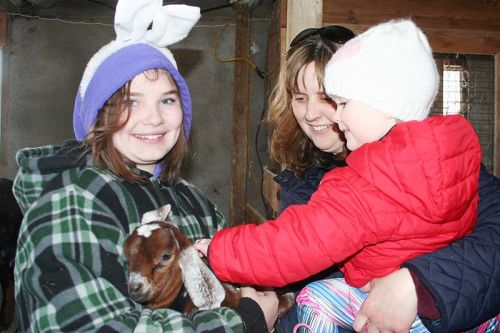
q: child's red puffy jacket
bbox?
[209,115,481,287]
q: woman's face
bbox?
[112,70,183,174]
[291,62,345,154]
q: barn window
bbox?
[442,64,463,116]
[431,53,495,172]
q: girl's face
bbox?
[112,70,183,174]
[332,97,397,151]
[291,62,345,154]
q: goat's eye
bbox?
[153,253,173,271]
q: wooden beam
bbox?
[286,0,322,48]
[323,0,500,32]
[0,12,7,47]
[426,29,499,55]
[230,8,251,226]
[265,0,283,99]
[245,203,265,224]
[321,0,500,55]
[280,0,288,59]
[334,23,499,55]
[262,166,280,215]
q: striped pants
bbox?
[295,278,499,333]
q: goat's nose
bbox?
[130,281,143,293]
[128,280,147,302]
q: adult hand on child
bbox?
[353,268,417,333]
[194,238,211,257]
[241,286,279,332]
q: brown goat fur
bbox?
[124,221,293,316]
[124,222,240,312]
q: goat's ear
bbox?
[141,204,172,224]
[169,225,193,250]
[178,246,225,310]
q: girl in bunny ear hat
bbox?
[12,0,279,331]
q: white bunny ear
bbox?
[141,204,172,224]
[178,247,225,310]
[114,0,162,42]
[145,5,201,47]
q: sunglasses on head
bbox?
[289,25,355,48]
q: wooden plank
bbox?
[265,0,282,97]
[336,23,500,55]
[426,29,500,55]
[322,0,500,54]
[323,0,500,31]
[286,0,322,48]
[0,12,7,47]
[230,8,251,226]
[262,166,281,215]
[245,203,266,224]
[495,53,500,177]
[280,0,288,60]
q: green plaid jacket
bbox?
[13,141,244,333]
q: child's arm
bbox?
[206,168,379,287]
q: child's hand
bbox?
[194,238,211,257]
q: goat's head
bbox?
[124,205,226,311]
[124,221,189,309]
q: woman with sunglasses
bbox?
[266,25,500,333]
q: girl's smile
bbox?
[112,70,183,174]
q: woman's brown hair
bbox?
[84,69,188,184]
[267,31,349,176]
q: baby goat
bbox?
[124,204,293,315]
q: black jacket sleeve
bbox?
[403,165,500,332]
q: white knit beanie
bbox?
[324,19,439,121]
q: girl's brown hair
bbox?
[84,69,188,184]
[267,33,348,176]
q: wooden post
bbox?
[230,7,251,226]
[0,12,6,47]
[286,0,323,47]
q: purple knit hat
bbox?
[73,42,192,140]
[73,2,200,141]
[72,2,200,176]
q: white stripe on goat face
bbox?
[136,224,161,238]
[128,272,152,292]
